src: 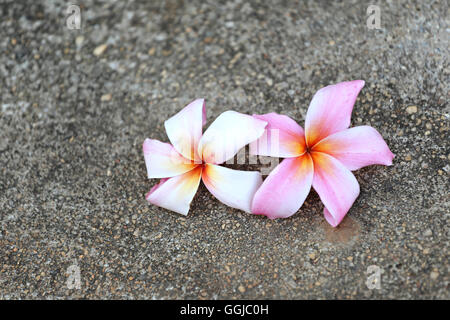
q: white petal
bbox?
[202,164,263,213]
[199,111,267,164]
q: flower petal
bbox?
[249,113,306,158]
[305,80,365,147]
[251,154,314,219]
[164,99,206,162]
[312,126,395,171]
[199,111,267,164]
[202,164,263,213]
[146,166,202,215]
[311,151,360,227]
[143,138,197,178]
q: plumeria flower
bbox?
[250,80,394,227]
[143,99,267,215]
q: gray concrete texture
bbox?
[0,0,448,299]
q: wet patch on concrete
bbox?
[320,216,361,245]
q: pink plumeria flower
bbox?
[250,80,394,227]
[143,99,267,215]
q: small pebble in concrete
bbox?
[406,105,418,114]
[93,44,108,56]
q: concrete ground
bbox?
[0,0,448,299]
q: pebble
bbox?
[229,52,242,67]
[101,93,112,102]
[75,36,84,48]
[93,44,108,56]
[225,21,234,28]
[406,105,418,114]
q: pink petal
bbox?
[249,113,307,158]
[146,166,202,215]
[251,154,314,219]
[311,151,360,227]
[199,111,267,164]
[312,126,395,171]
[143,138,197,178]
[202,164,263,213]
[164,99,206,162]
[305,80,365,147]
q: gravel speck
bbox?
[93,44,108,56]
[406,106,418,114]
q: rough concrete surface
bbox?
[0,0,448,299]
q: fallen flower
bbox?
[250,80,394,227]
[143,99,267,215]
